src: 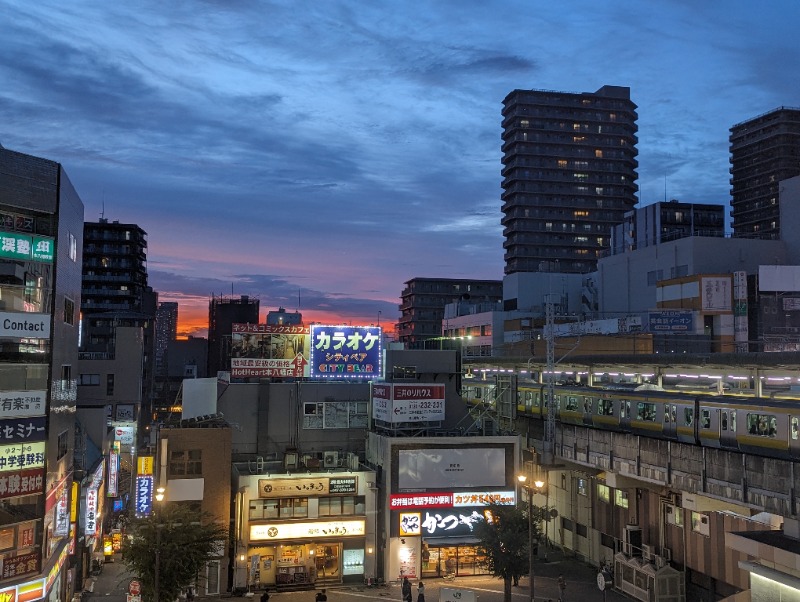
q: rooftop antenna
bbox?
[298,289,302,312]
[100,199,105,220]
[664,173,667,202]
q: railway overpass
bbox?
[462,352,800,601]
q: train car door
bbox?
[790,416,800,459]
[719,408,737,449]
[663,403,678,439]
[619,398,631,431]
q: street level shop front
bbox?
[235,471,377,590]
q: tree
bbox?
[473,501,546,602]
[122,504,228,602]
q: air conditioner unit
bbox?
[323,451,339,468]
[655,555,669,569]
[662,547,672,562]
[641,544,655,562]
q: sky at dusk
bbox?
[2,1,799,337]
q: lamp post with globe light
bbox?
[154,487,166,602]
[517,474,545,602]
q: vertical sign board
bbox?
[85,489,98,537]
[137,456,154,476]
[310,325,382,379]
[54,489,69,537]
[734,270,749,352]
[108,452,119,497]
[136,476,153,516]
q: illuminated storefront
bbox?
[235,472,377,589]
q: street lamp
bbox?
[517,475,545,602]
[154,487,166,602]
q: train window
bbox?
[584,398,592,413]
[684,408,694,426]
[721,412,728,431]
[525,391,533,406]
[731,412,736,432]
[620,400,630,418]
[636,402,656,422]
[792,417,799,440]
[747,413,777,438]
[475,387,482,399]
[664,406,670,422]
[671,406,677,423]
[701,409,711,429]
[566,396,579,411]
[533,393,541,408]
[597,399,613,415]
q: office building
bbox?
[207,295,259,377]
[610,200,725,255]
[0,146,84,600]
[730,107,800,239]
[398,278,502,347]
[80,219,157,423]
[501,85,639,274]
[155,301,178,376]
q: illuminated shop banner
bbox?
[250,519,365,541]
[107,451,119,497]
[452,490,515,507]
[258,476,357,498]
[372,384,445,423]
[0,416,46,444]
[231,324,310,378]
[398,448,506,489]
[398,507,490,538]
[0,442,45,472]
[0,390,46,418]
[85,489,98,537]
[390,493,453,509]
[17,578,45,602]
[390,490,515,510]
[135,476,153,516]
[310,325,381,379]
[54,489,69,537]
[138,456,154,476]
[0,312,51,340]
[0,231,54,263]
[0,468,44,500]
[114,426,135,446]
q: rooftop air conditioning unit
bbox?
[641,544,655,562]
[323,451,339,469]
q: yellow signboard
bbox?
[70,482,78,522]
[0,442,45,472]
[250,519,365,541]
[137,456,154,476]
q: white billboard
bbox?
[372,384,445,423]
[398,448,506,489]
[0,390,46,418]
[0,312,50,339]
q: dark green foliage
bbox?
[473,501,548,602]
[121,505,228,602]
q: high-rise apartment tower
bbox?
[501,85,639,274]
[729,107,800,239]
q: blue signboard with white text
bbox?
[310,325,382,379]
[648,310,693,332]
[136,475,153,516]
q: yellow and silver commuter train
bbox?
[463,381,800,460]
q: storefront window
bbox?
[249,498,307,519]
[319,496,365,517]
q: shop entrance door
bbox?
[314,544,341,584]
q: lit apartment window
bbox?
[597,484,610,503]
[615,490,629,509]
[595,149,603,158]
